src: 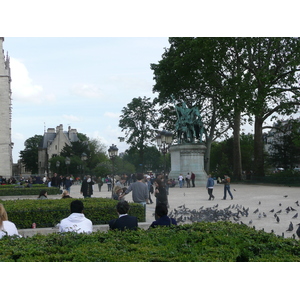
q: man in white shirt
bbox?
[59,200,93,234]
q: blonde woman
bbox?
[0,204,20,238]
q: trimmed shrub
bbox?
[0,198,145,229]
[0,186,60,196]
[0,222,300,262]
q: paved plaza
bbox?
[61,181,300,237]
[2,181,300,238]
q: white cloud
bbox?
[10,57,44,103]
[12,132,26,141]
[104,112,120,118]
[69,83,103,99]
[62,114,83,123]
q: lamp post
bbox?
[56,160,60,174]
[65,157,71,175]
[155,129,173,180]
[108,144,119,199]
[81,152,87,180]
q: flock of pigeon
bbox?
[168,196,300,239]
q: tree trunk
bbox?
[204,139,212,173]
[253,116,265,177]
[233,111,242,180]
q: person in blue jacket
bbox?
[206,174,215,200]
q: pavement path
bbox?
[2,181,300,238]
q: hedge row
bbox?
[0,184,46,189]
[0,187,60,196]
[0,198,145,229]
[1,222,300,262]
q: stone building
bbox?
[0,37,13,178]
[38,124,79,175]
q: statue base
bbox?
[168,143,207,187]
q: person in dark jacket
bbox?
[149,203,177,228]
[109,200,138,231]
[80,175,94,198]
[154,178,168,207]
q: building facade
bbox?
[38,124,79,175]
[0,37,13,178]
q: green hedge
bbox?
[1,222,300,262]
[0,187,60,196]
[0,198,145,229]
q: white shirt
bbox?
[59,213,93,234]
[0,220,20,239]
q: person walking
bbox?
[123,173,149,206]
[64,176,73,193]
[222,174,233,200]
[186,173,191,188]
[106,175,112,191]
[80,175,94,198]
[154,178,168,207]
[178,174,184,188]
[97,177,103,192]
[206,174,215,200]
[191,172,195,187]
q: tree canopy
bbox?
[151,37,300,177]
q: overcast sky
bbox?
[2,2,297,164]
[3,37,170,162]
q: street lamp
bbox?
[81,152,87,179]
[108,144,119,199]
[65,157,71,175]
[56,160,60,174]
[155,129,173,180]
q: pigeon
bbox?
[295,201,299,207]
[263,212,267,217]
[292,213,298,219]
[253,208,259,214]
[296,223,300,238]
[269,209,274,213]
[290,206,297,211]
[249,220,253,225]
[276,216,280,223]
[258,201,261,205]
[284,195,288,198]
[258,213,262,219]
[276,209,282,214]
[286,222,294,232]
[234,189,236,191]
[279,203,282,206]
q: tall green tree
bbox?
[20,135,43,174]
[151,38,249,178]
[267,119,300,169]
[233,38,300,176]
[119,96,158,171]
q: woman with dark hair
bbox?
[149,203,177,228]
[154,178,168,207]
[37,190,48,199]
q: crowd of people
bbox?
[1,170,233,238]
[0,171,180,238]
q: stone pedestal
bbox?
[169,143,207,187]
